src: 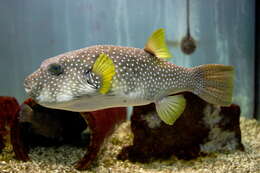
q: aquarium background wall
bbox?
[0,0,257,118]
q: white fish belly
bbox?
[44,92,151,112]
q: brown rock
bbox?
[20,98,87,147]
[118,93,244,163]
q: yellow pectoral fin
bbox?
[155,95,186,125]
[92,53,116,94]
[144,28,173,59]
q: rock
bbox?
[21,99,127,170]
[76,108,127,170]
[118,93,244,163]
[0,96,28,161]
[20,98,88,147]
[0,97,127,170]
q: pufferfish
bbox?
[24,29,234,125]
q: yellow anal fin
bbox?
[92,53,116,94]
[144,28,173,58]
[155,95,186,125]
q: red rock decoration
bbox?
[76,108,127,170]
[0,97,127,170]
[0,96,29,161]
[118,93,244,162]
[21,99,127,170]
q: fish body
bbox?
[32,45,190,110]
[24,29,234,125]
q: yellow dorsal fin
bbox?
[92,53,116,94]
[144,28,173,58]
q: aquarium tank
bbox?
[0,0,259,173]
[0,0,257,119]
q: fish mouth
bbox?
[24,87,31,94]
[24,80,32,94]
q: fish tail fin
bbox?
[191,64,234,106]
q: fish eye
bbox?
[48,63,63,76]
[85,70,100,89]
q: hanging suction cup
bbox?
[181,33,196,55]
[181,0,197,55]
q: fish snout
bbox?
[24,77,33,93]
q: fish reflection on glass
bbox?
[24,29,234,125]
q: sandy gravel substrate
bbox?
[0,117,259,173]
